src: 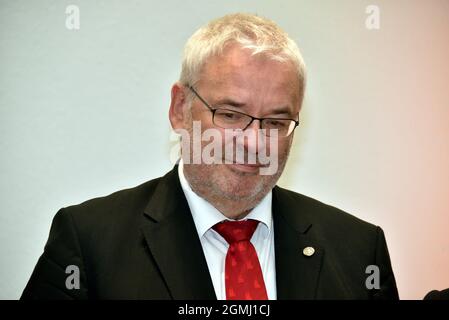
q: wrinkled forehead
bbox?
[197,45,302,108]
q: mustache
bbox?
[220,156,270,167]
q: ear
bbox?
[169,82,189,130]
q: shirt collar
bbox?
[177,159,272,239]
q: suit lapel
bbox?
[273,186,324,299]
[140,166,216,299]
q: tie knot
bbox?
[212,219,259,244]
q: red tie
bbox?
[213,219,268,300]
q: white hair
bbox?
[179,13,306,100]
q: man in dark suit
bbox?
[22,13,399,300]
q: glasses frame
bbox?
[188,86,299,137]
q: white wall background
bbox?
[1,0,448,299]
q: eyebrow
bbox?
[268,108,295,117]
[214,98,246,108]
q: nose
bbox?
[245,118,262,131]
[241,119,266,156]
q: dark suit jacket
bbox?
[423,289,449,300]
[22,166,399,299]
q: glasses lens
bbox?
[213,109,252,129]
[263,119,296,137]
[211,107,298,137]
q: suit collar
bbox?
[272,186,313,234]
[143,167,182,223]
[272,186,324,299]
[141,166,216,299]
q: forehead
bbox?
[198,44,301,103]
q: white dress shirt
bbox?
[178,159,277,300]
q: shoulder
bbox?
[57,175,163,233]
[273,185,380,240]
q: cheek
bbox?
[275,138,292,157]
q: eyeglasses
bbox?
[188,86,299,137]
